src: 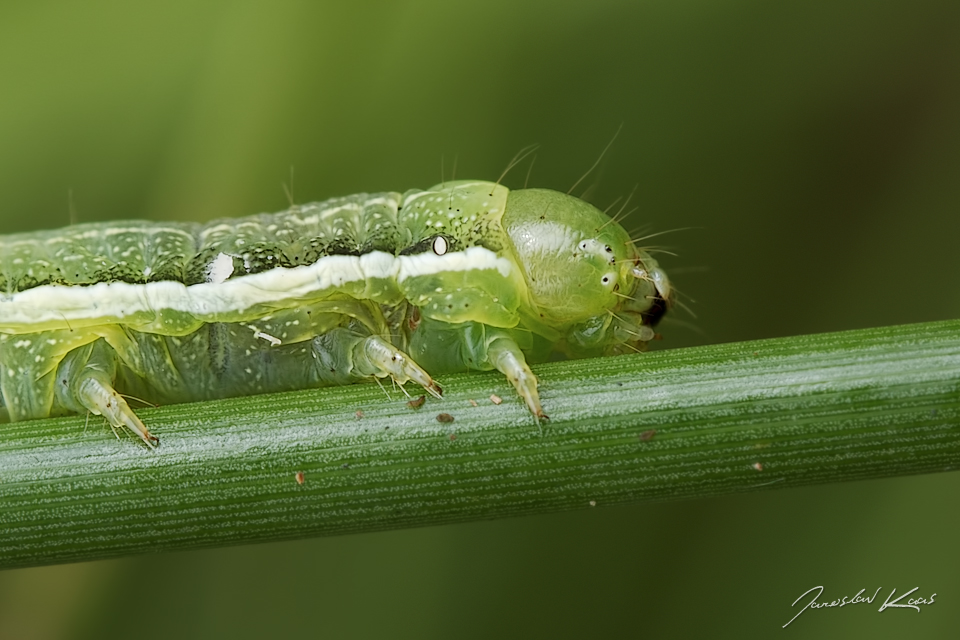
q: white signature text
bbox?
[783,586,936,627]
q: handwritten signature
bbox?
[783,586,937,628]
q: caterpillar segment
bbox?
[0,180,671,445]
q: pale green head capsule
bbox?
[502,188,672,356]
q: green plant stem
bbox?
[2,320,959,569]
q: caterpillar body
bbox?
[0,180,671,447]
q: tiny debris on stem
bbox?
[468,399,478,407]
[355,410,364,419]
[752,462,764,471]
[407,395,426,409]
[639,429,656,441]
[489,394,503,405]
[295,472,305,485]
[437,413,455,423]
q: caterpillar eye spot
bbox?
[432,236,448,256]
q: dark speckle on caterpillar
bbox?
[0,180,672,447]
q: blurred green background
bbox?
[1,0,959,637]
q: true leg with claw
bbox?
[486,336,547,422]
[55,340,158,448]
[408,318,546,421]
[313,328,443,398]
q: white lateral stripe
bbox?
[0,247,512,327]
[397,246,511,281]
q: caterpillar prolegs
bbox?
[0,180,672,447]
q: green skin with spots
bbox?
[0,180,669,444]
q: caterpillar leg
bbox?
[55,340,158,448]
[408,319,546,421]
[485,335,546,421]
[313,328,442,398]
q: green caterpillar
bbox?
[0,180,671,447]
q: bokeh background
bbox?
[1,0,959,637]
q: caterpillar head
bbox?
[503,188,672,356]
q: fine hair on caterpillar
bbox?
[0,170,673,447]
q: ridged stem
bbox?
[2,320,959,569]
